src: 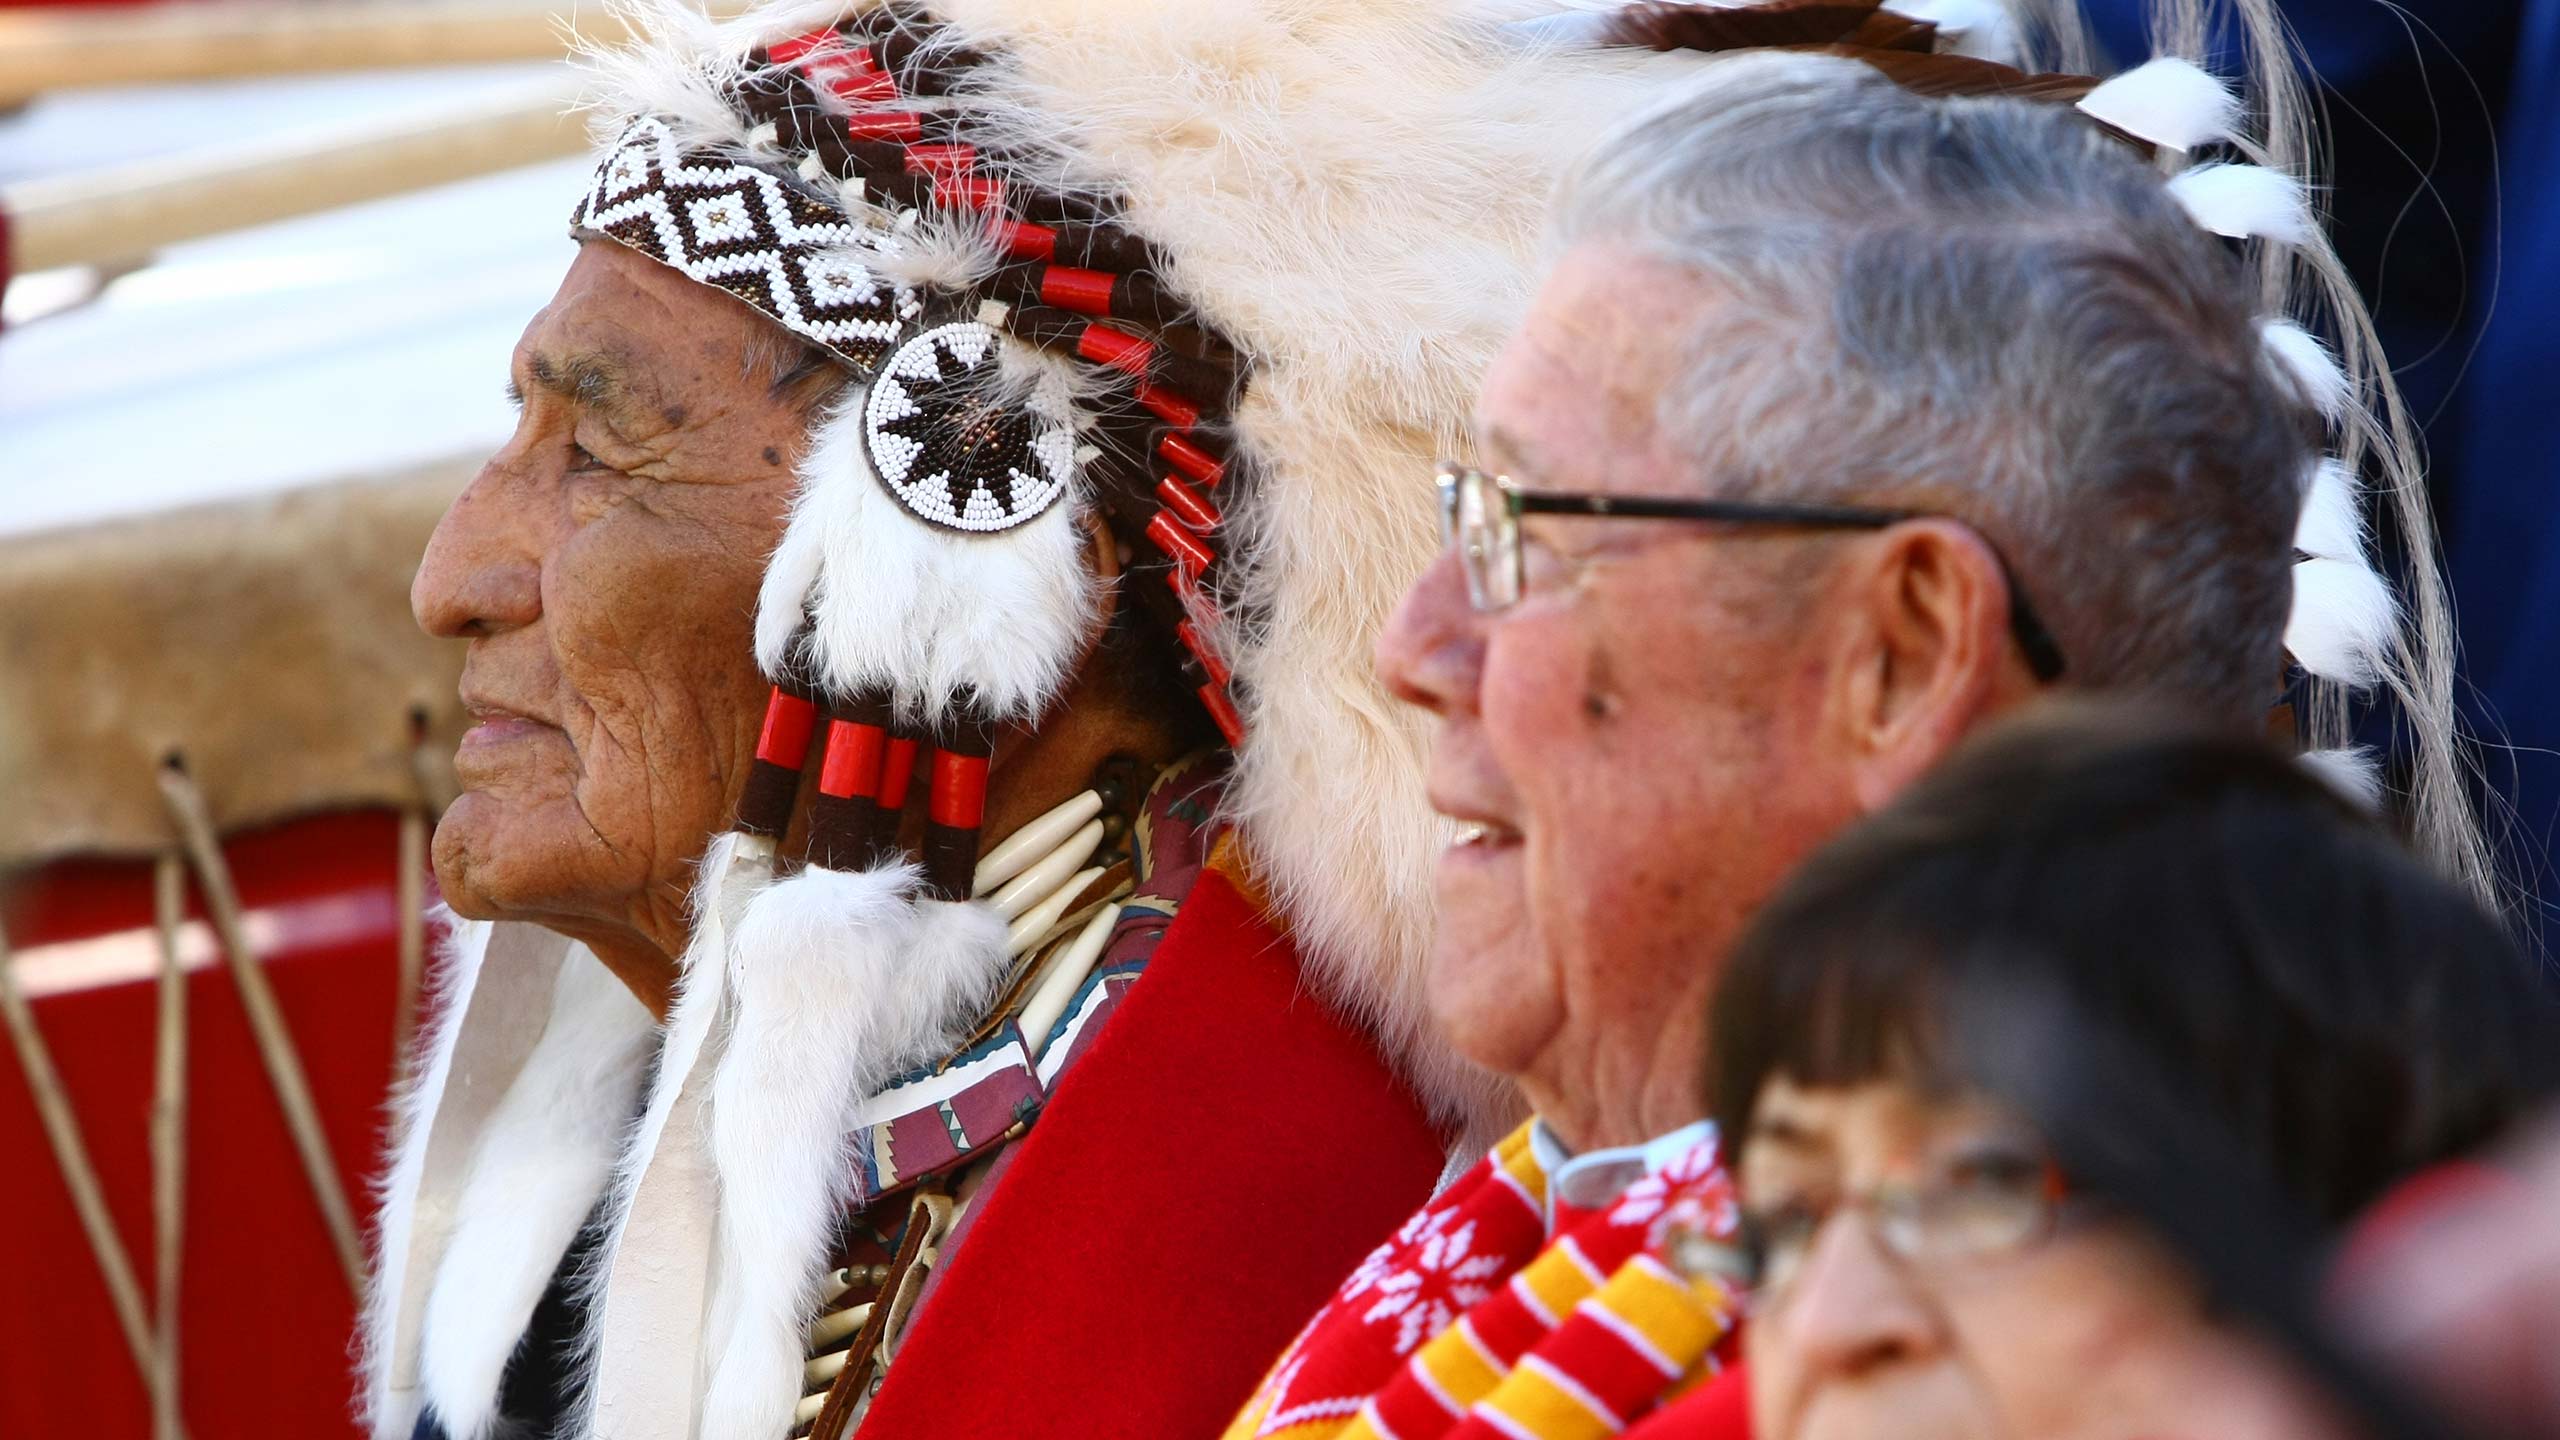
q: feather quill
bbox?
[2294,457,2364,564]
[2259,318,2349,422]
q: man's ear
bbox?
[1830,520,2032,811]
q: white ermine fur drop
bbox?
[2286,555,2396,689]
[2259,318,2350,422]
[420,955,655,1440]
[2294,457,2364,564]
[697,865,1008,1440]
[755,391,1096,724]
[2165,161,2314,245]
[2299,745,2385,811]
[2075,56,2238,152]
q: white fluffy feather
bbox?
[2165,162,2314,244]
[2294,456,2364,563]
[2259,317,2350,423]
[419,954,654,1440]
[698,868,1007,1440]
[1884,0,2022,62]
[2075,57,2239,153]
[2286,555,2396,689]
[2299,745,2385,811]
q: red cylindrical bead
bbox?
[1197,683,1245,748]
[1157,431,1227,487]
[816,719,888,800]
[1146,510,1215,575]
[934,175,1004,209]
[1156,475,1222,532]
[999,220,1058,261]
[902,142,976,179]
[1039,266,1118,316]
[845,110,926,143]
[1135,380,1200,430]
[1178,619,1232,688]
[768,28,847,65]
[1074,323,1153,376]
[878,736,921,811]
[753,689,819,768]
[928,750,991,829]
[819,64,898,104]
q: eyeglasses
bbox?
[1434,462,2069,683]
[1681,1152,2074,1306]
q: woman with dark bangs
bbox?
[1700,704,2560,1440]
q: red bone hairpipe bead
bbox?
[927,750,990,830]
[754,685,819,767]
[737,684,820,838]
[817,717,890,799]
[816,62,899,105]
[1039,265,1119,317]
[1074,322,1154,377]
[878,733,921,814]
[998,219,1058,262]
[1197,682,1246,748]
[1156,475,1222,532]
[904,141,976,177]
[1146,510,1215,576]
[845,109,928,143]
[1135,380,1202,431]
[766,27,850,65]
[1157,430,1228,487]
[1178,619,1233,688]
[934,174,1005,210]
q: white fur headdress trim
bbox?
[2299,744,2385,811]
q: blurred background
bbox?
[0,0,2550,1437]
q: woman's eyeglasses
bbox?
[1434,462,2069,683]
[1674,1151,2075,1305]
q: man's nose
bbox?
[1779,1216,1947,1383]
[1375,548,1488,717]
[412,459,544,640]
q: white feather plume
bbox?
[2299,745,2385,811]
[2294,457,2365,564]
[2166,162,2313,244]
[2075,57,2239,153]
[1884,0,2022,62]
[2259,317,2350,423]
[2286,555,2396,689]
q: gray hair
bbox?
[1550,49,2501,913]
[1553,53,2305,721]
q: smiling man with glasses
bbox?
[1220,38,2483,1440]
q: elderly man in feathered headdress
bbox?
[358,2,1905,1436]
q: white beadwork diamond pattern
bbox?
[571,116,917,374]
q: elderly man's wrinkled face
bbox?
[1375,247,1867,1144]
[414,240,822,974]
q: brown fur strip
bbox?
[1807,46,2101,103]
[1598,0,1930,53]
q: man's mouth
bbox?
[1451,821,1521,850]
